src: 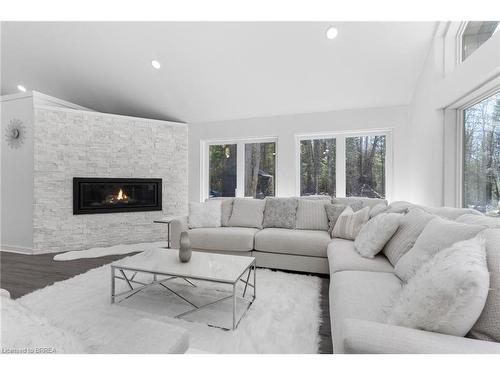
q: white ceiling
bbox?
[1,22,437,123]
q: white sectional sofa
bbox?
[171,196,385,274]
[171,197,500,354]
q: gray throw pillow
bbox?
[468,229,500,342]
[333,197,388,209]
[263,197,298,229]
[395,217,486,282]
[383,207,434,266]
[227,198,266,229]
[325,204,347,234]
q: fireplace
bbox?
[73,178,162,215]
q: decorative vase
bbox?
[179,231,192,263]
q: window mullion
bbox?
[236,142,245,197]
[336,135,346,198]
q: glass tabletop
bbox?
[112,248,255,283]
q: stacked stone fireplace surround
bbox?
[33,108,188,253]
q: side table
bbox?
[153,216,178,249]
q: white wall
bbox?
[408,23,500,207]
[188,105,415,203]
[1,94,34,252]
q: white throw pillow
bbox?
[354,213,403,258]
[188,201,222,229]
[228,198,266,229]
[386,237,489,337]
[332,206,370,240]
[394,217,486,282]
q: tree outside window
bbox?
[463,91,500,215]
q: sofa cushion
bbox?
[395,217,486,282]
[188,201,222,229]
[469,229,500,342]
[333,197,388,209]
[456,214,500,228]
[263,197,298,229]
[387,201,414,214]
[330,271,402,353]
[383,207,434,266]
[188,227,260,252]
[295,199,329,231]
[207,197,234,226]
[254,228,331,257]
[327,239,394,274]
[228,198,266,229]
[420,206,482,220]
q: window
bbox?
[463,91,500,214]
[244,142,276,198]
[461,21,499,61]
[299,138,336,196]
[346,135,386,198]
[206,139,276,199]
[297,131,390,199]
[209,144,237,197]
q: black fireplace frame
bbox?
[73,177,162,215]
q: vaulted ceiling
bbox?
[1,22,437,123]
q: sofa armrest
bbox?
[170,217,189,249]
[342,318,500,354]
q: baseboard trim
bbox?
[0,244,35,255]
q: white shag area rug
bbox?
[53,241,168,261]
[14,260,322,353]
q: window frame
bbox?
[457,21,500,64]
[457,86,500,209]
[201,136,278,201]
[295,129,393,199]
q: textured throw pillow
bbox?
[228,198,266,229]
[262,197,298,229]
[369,203,388,218]
[456,214,500,229]
[383,207,435,266]
[469,229,500,342]
[206,197,234,226]
[295,199,329,230]
[332,206,370,240]
[386,237,489,337]
[354,213,403,258]
[395,217,486,282]
[188,201,222,228]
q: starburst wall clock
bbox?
[4,118,26,149]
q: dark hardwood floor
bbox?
[0,250,333,354]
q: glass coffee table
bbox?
[111,249,256,330]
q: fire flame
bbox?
[116,188,128,200]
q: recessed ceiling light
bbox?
[17,84,27,92]
[326,26,338,40]
[151,60,161,69]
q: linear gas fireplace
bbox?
[73,177,162,215]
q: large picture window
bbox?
[206,139,276,199]
[346,135,386,198]
[297,131,390,199]
[463,91,500,214]
[299,138,336,196]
